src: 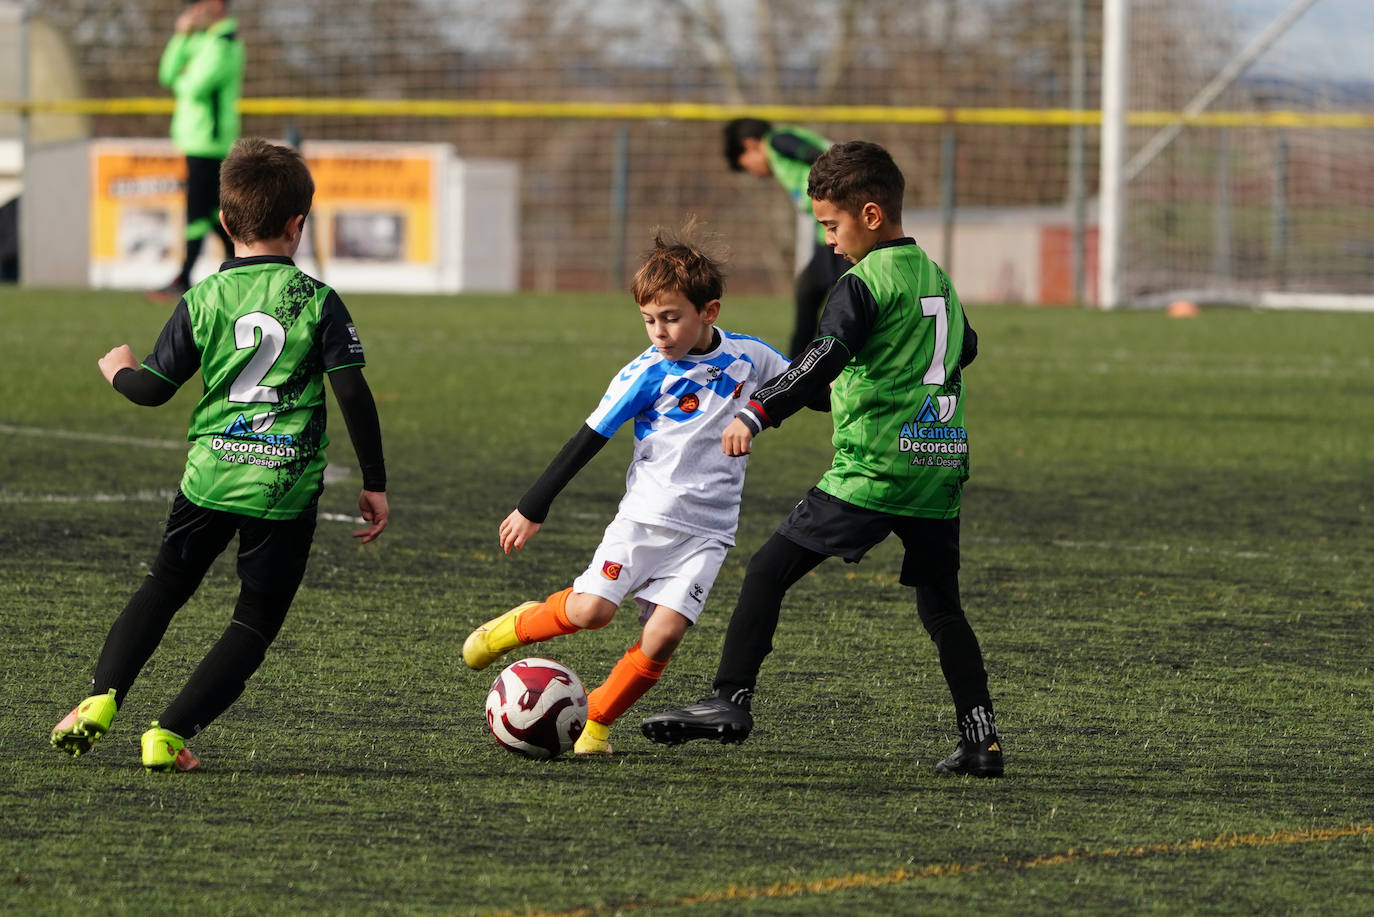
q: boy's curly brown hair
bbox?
[630,219,726,310]
[806,140,905,222]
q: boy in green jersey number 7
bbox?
[643,140,1003,777]
[51,138,389,772]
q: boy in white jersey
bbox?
[643,141,1002,778]
[462,229,790,755]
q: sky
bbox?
[1230,0,1374,82]
[419,0,1373,87]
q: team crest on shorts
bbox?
[601,561,623,580]
[678,393,700,413]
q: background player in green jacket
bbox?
[51,138,389,772]
[644,140,1004,778]
[150,0,244,302]
[724,118,852,358]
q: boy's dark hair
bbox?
[631,223,725,310]
[219,138,314,244]
[723,118,772,171]
[806,140,905,222]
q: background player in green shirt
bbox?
[51,138,389,772]
[149,0,244,302]
[724,118,851,358]
[644,140,1003,778]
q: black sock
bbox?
[158,587,289,738]
[92,575,193,706]
[158,620,269,739]
[915,580,996,737]
[958,706,998,744]
[712,532,826,700]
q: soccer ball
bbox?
[485,658,588,759]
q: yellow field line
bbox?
[488,824,1374,917]
[3,97,1373,129]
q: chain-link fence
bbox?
[6,0,1372,303]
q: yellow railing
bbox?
[3,97,1373,129]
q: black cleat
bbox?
[935,736,1004,778]
[640,695,753,746]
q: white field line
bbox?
[0,489,364,525]
[3,424,357,521]
[0,489,178,504]
[964,535,1351,564]
[2,489,1340,556]
[1,422,186,451]
[991,348,1373,378]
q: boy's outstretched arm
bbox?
[328,366,388,542]
[98,345,139,384]
[498,509,540,554]
[501,424,610,554]
[100,345,181,406]
[355,490,389,544]
[724,338,851,457]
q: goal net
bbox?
[1105,0,1374,309]
[10,0,1373,307]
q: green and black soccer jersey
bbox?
[140,256,367,519]
[158,17,244,159]
[737,238,977,519]
[818,240,971,517]
[763,126,832,245]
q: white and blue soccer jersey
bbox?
[585,329,789,545]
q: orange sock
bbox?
[587,643,668,725]
[514,587,580,643]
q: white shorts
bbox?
[571,516,729,625]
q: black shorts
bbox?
[160,491,318,595]
[776,486,959,587]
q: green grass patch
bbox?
[2,287,1371,915]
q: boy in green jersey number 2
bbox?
[643,140,1003,777]
[50,138,389,772]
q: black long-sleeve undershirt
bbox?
[735,251,980,435]
[769,130,827,165]
[328,365,386,493]
[111,364,387,492]
[112,366,179,406]
[516,424,610,524]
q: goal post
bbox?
[1099,0,1374,310]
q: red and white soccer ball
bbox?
[485,658,588,759]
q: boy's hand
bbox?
[721,418,755,456]
[175,2,204,33]
[499,509,541,554]
[353,490,389,543]
[98,345,139,386]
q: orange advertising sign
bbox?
[305,149,435,264]
[91,147,185,263]
[89,140,439,277]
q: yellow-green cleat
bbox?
[141,723,200,773]
[462,602,536,670]
[51,689,118,757]
[573,719,613,756]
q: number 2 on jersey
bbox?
[229,312,286,405]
